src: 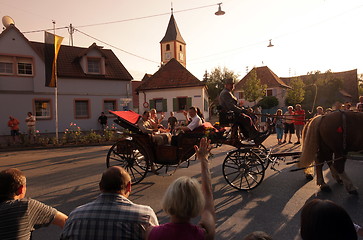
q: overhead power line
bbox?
[75,4,218,29]
[74,28,159,64]
[23,26,68,34]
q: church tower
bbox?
[160,13,186,67]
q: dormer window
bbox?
[87,57,101,74]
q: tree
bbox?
[285,77,305,106]
[302,70,343,110]
[243,69,267,104]
[258,96,279,109]
[204,66,239,112]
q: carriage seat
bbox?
[217,105,236,126]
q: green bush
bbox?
[258,96,279,109]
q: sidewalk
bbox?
[262,133,303,155]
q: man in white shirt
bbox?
[176,107,202,132]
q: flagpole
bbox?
[53,20,59,143]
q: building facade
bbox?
[0,25,133,135]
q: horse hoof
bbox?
[305,174,314,181]
[348,190,358,195]
[320,185,331,192]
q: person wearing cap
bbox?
[219,78,269,146]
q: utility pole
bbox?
[68,23,75,46]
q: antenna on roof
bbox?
[2,16,15,29]
[171,2,173,14]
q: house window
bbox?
[87,58,101,74]
[204,98,209,112]
[266,89,273,96]
[17,62,33,75]
[34,99,51,119]
[180,45,182,51]
[173,97,191,112]
[150,99,167,112]
[75,100,90,118]
[0,56,33,76]
[155,99,163,112]
[0,62,13,74]
[104,100,116,114]
[166,44,170,51]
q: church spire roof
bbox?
[160,14,185,44]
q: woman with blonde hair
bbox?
[146,138,215,240]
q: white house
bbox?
[136,58,209,121]
[234,66,291,108]
[0,24,133,136]
[135,14,209,121]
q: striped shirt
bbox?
[0,198,57,240]
[60,193,159,240]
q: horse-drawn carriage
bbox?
[106,110,301,191]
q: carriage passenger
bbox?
[137,111,171,145]
[356,103,363,112]
[175,107,202,132]
[149,109,165,129]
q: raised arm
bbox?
[52,211,68,228]
[194,138,215,240]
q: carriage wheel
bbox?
[223,149,265,191]
[106,139,149,185]
[252,144,269,169]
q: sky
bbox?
[1,0,363,81]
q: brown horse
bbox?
[298,111,363,194]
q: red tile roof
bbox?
[136,58,204,92]
[30,42,133,81]
[236,66,290,90]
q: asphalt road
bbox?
[1,135,363,240]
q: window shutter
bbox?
[173,98,177,111]
[162,99,167,112]
[186,97,192,109]
[149,100,155,109]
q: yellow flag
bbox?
[44,31,63,87]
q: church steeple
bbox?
[160,14,186,67]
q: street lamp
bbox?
[267,39,274,47]
[215,3,225,16]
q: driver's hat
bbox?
[224,78,235,84]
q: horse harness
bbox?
[320,110,348,154]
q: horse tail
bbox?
[298,115,323,173]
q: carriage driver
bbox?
[219,78,270,145]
